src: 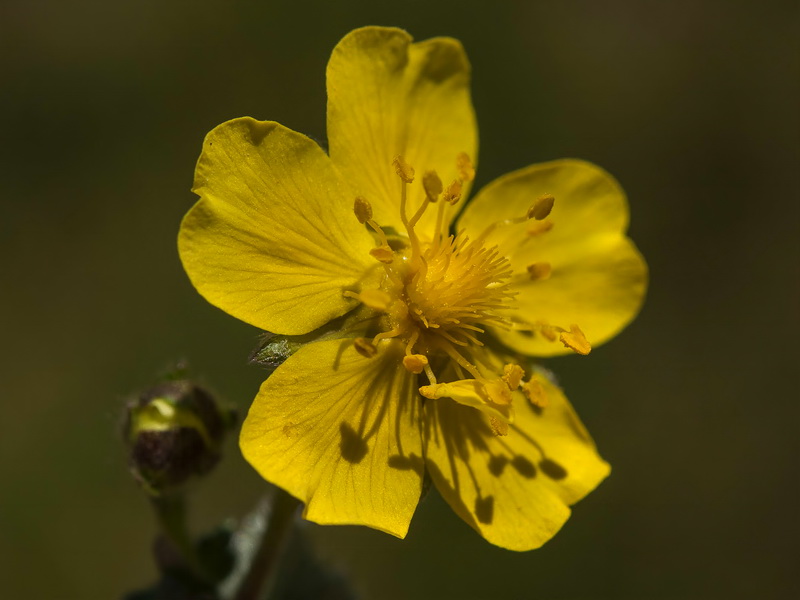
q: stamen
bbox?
[420,377,514,425]
[354,197,395,263]
[483,378,513,407]
[560,324,591,355]
[353,337,377,358]
[522,377,549,408]
[434,200,448,242]
[369,246,394,263]
[537,321,558,341]
[372,325,403,344]
[458,330,484,346]
[422,170,443,202]
[442,179,462,205]
[392,156,426,266]
[438,329,469,347]
[423,363,438,384]
[527,220,554,236]
[404,328,420,356]
[407,198,431,230]
[344,289,391,311]
[353,197,372,223]
[529,194,555,220]
[474,204,539,246]
[502,364,525,390]
[456,152,475,182]
[489,416,509,436]
[402,354,428,374]
[440,343,482,379]
[392,155,415,183]
[526,262,552,280]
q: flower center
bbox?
[346,154,550,434]
[345,154,593,436]
[382,226,513,365]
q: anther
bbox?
[402,354,429,374]
[522,377,549,408]
[527,220,554,236]
[484,379,513,407]
[353,197,373,223]
[537,321,558,341]
[528,194,555,220]
[354,198,394,262]
[360,289,392,311]
[392,155,415,183]
[456,152,475,182]
[475,200,545,245]
[442,179,462,205]
[502,364,525,390]
[422,170,443,202]
[560,324,591,355]
[526,262,552,280]
[489,416,509,436]
[369,246,394,263]
[353,337,377,358]
[344,289,392,311]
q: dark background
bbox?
[1,1,798,598]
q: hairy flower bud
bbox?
[124,379,234,495]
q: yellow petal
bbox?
[423,368,609,551]
[327,26,477,238]
[458,159,647,355]
[179,118,377,335]
[240,338,423,538]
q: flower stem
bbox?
[151,492,206,578]
[233,488,301,600]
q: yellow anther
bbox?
[522,377,549,408]
[527,220,554,236]
[560,323,591,355]
[538,322,558,341]
[353,197,373,223]
[456,152,475,182]
[402,354,429,374]
[528,194,555,220]
[392,155,415,183]
[442,179,463,205]
[422,170,443,202]
[484,378,513,406]
[360,289,392,311]
[353,337,377,358]
[489,416,509,436]
[418,384,441,400]
[369,246,394,263]
[502,364,525,390]
[526,262,552,280]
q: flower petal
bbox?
[179,118,377,335]
[240,338,423,538]
[457,159,647,356]
[327,26,477,237]
[423,366,609,551]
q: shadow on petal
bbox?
[339,422,369,464]
[475,495,494,525]
[511,456,537,479]
[488,455,508,476]
[539,458,568,480]
[387,453,425,476]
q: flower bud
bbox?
[124,380,234,495]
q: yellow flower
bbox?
[178,26,647,551]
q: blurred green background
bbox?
[2,0,798,598]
